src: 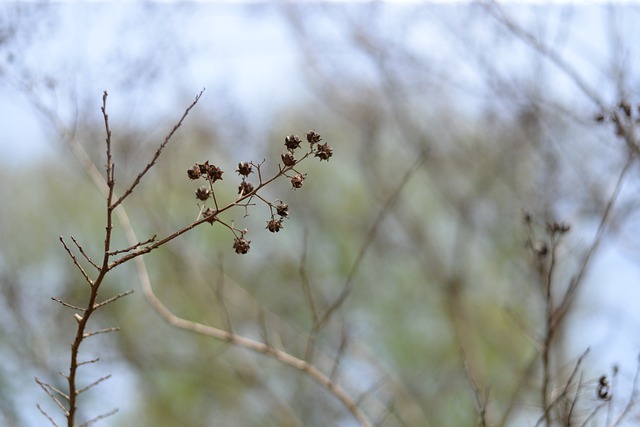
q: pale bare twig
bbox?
[35,377,69,416]
[534,348,590,427]
[37,403,61,427]
[92,290,134,310]
[76,375,112,396]
[82,327,120,339]
[77,408,118,427]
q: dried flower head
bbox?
[285,134,302,151]
[266,218,284,233]
[207,164,224,182]
[315,142,333,161]
[187,164,202,180]
[233,237,251,254]
[306,130,322,144]
[236,162,253,177]
[276,201,289,218]
[195,186,210,201]
[291,174,305,189]
[281,152,296,167]
[238,180,255,195]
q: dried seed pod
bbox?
[276,202,289,218]
[315,142,333,161]
[207,164,224,182]
[187,164,201,180]
[266,218,284,233]
[291,174,305,189]
[281,152,296,167]
[199,161,210,175]
[306,130,322,144]
[238,180,255,195]
[236,162,253,177]
[233,237,251,254]
[284,134,302,151]
[195,186,210,201]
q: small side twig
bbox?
[59,237,94,286]
[92,290,134,310]
[51,297,86,312]
[70,236,100,270]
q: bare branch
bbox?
[313,153,427,337]
[535,348,590,427]
[35,378,69,416]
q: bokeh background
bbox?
[2,2,640,426]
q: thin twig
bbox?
[77,408,118,427]
[92,290,134,309]
[108,236,156,256]
[553,154,634,331]
[59,237,94,286]
[51,297,86,312]
[330,323,349,382]
[37,403,61,427]
[535,348,590,427]
[83,327,120,339]
[312,152,427,342]
[110,89,205,210]
[35,378,69,415]
[70,236,100,270]
[76,374,112,396]
[611,354,640,426]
